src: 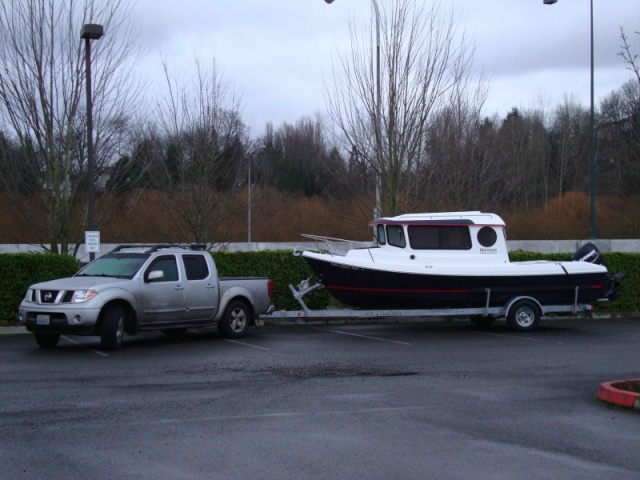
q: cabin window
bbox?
[145,255,179,282]
[407,225,472,250]
[477,227,497,248]
[386,225,406,248]
[376,224,386,245]
[183,254,210,280]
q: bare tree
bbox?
[599,80,640,195]
[0,0,144,255]
[619,28,640,85]
[150,57,248,245]
[326,0,481,217]
[547,96,590,199]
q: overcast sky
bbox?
[131,0,640,135]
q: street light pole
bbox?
[588,0,596,239]
[544,0,596,239]
[81,24,104,261]
[325,0,382,220]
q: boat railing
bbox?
[299,234,377,261]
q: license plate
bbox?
[36,314,50,325]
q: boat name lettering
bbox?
[480,247,497,254]
[363,311,400,317]
[331,262,362,271]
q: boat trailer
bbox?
[259,278,595,332]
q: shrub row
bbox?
[1,250,637,322]
[0,253,80,320]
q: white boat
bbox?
[299,211,625,310]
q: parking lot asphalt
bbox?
[3,315,640,412]
[2,317,639,479]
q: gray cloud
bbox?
[130,0,640,130]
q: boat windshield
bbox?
[76,253,149,279]
[387,225,406,248]
[407,225,472,250]
[376,224,387,245]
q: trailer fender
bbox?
[504,296,543,332]
[504,296,542,316]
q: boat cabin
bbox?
[369,211,510,263]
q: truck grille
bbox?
[34,290,75,303]
[39,290,59,303]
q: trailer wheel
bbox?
[470,316,495,328]
[34,333,60,349]
[218,300,250,339]
[100,305,125,350]
[506,299,540,332]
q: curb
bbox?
[596,380,640,410]
[0,326,27,335]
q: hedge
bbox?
[1,249,638,322]
[210,251,331,310]
[0,253,80,320]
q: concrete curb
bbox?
[596,380,640,410]
[0,326,27,335]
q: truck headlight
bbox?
[72,289,97,303]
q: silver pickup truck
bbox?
[18,244,274,350]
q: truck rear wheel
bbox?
[161,328,187,337]
[218,300,250,339]
[506,299,540,332]
[34,333,60,349]
[101,305,125,350]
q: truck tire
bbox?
[34,333,60,349]
[218,300,250,339]
[506,299,540,332]
[161,328,187,337]
[101,305,125,350]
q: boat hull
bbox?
[303,255,616,310]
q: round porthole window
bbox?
[477,227,497,248]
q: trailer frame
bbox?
[259,279,595,332]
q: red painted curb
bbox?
[596,380,640,410]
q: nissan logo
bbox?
[44,292,53,301]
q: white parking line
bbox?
[61,335,109,357]
[224,339,270,350]
[309,326,412,346]
[470,330,543,342]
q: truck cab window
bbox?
[146,256,178,282]
[183,255,209,280]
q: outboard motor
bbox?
[571,242,604,266]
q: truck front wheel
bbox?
[101,305,125,350]
[35,333,60,349]
[218,300,251,339]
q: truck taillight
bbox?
[268,280,273,299]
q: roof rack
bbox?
[110,244,207,253]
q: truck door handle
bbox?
[175,285,184,290]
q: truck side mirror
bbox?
[146,270,165,282]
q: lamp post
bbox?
[325,0,382,220]
[81,23,104,260]
[544,0,596,239]
[248,157,252,243]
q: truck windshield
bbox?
[76,254,149,279]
